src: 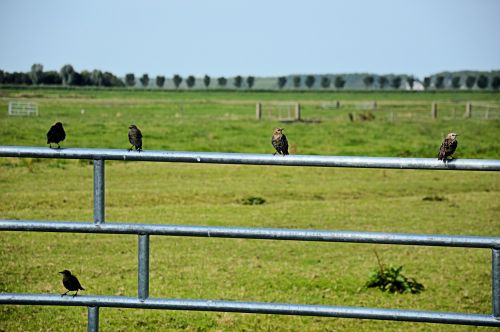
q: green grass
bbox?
[0,87,499,331]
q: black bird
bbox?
[272,127,289,156]
[46,122,66,149]
[128,124,143,152]
[59,270,85,297]
[438,132,458,162]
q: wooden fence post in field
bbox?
[431,103,438,119]
[295,103,301,121]
[373,101,377,111]
[465,102,472,118]
[336,100,340,108]
[256,102,262,120]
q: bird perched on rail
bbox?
[59,270,85,297]
[46,122,66,149]
[437,132,458,162]
[272,127,289,156]
[128,124,143,152]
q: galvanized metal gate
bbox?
[1,146,499,330]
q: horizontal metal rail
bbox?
[1,294,499,327]
[2,145,500,329]
[1,220,499,249]
[1,146,499,171]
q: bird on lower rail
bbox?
[59,270,85,297]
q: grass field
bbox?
[0,87,499,331]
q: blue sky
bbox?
[1,0,499,79]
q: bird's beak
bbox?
[58,271,64,274]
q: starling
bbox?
[272,127,289,156]
[128,124,143,152]
[59,270,85,297]
[438,132,458,162]
[46,122,66,149]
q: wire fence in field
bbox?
[302,101,500,122]
[469,103,500,120]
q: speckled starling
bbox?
[128,124,143,152]
[59,270,85,297]
[46,122,66,149]
[438,133,458,161]
[272,127,289,156]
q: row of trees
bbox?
[123,73,256,89]
[0,64,499,90]
[251,74,498,90]
[0,64,257,89]
[421,74,499,90]
[276,75,346,89]
[0,66,356,90]
[0,64,124,87]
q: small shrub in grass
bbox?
[239,196,266,205]
[365,251,425,294]
[422,195,447,202]
[366,265,425,294]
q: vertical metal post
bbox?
[493,248,500,319]
[88,306,99,332]
[93,159,105,224]
[138,234,150,300]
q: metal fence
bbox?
[0,146,499,330]
[7,101,39,116]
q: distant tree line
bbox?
[0,64,124,87]
[164,74,255,89]
[421,74,500,90]
[276,75,347,89]
[0,63,499,91]
[277,73,500,90]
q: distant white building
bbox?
[404,80,424,91]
